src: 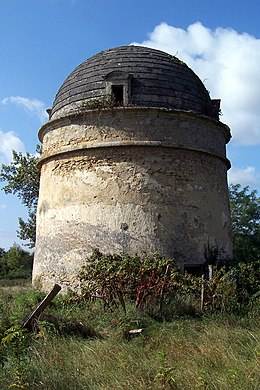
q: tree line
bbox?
[0,243,33,279]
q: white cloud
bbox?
[0,129,26,165]
[2,96,48,123]
[133,22,260,145]
[228,166,259,188]
[0,204,7,210]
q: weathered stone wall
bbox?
[40,108,230,160]
[33,107,232,291]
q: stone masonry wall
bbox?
[33,108,232,291]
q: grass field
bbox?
[0,280,259,389]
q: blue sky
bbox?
[0,0,259,249]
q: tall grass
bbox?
[25,317,259,390]
[0,284,259,389]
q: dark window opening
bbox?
[184,266,203,277]
[112,85,124,105]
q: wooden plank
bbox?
[23,284,61,331]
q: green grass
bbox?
[0,277,31,289]
[0,284,259,390]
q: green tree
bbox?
[0,248,7,277]
[0,148,40,248]
[0,248,6,257]
[229,184,260,264]
[1,243,33,279]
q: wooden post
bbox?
[200,274,205,312]
[159,264,171,316]
[208,264,213,280]
[23,284,61,331]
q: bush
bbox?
[76,250,260,318]
[77,250,178,315]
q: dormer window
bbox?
[104,71,132,106]
[112,85,124,106]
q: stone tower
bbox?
[33,46,232,291]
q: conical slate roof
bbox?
[51,46,216,119]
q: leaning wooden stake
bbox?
[23,284,61,331]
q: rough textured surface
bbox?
[39,108,230,163]
[51,46,218,120]
[33,46,232,291]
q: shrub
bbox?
[76,250,260,318]
[78,250,178,315]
